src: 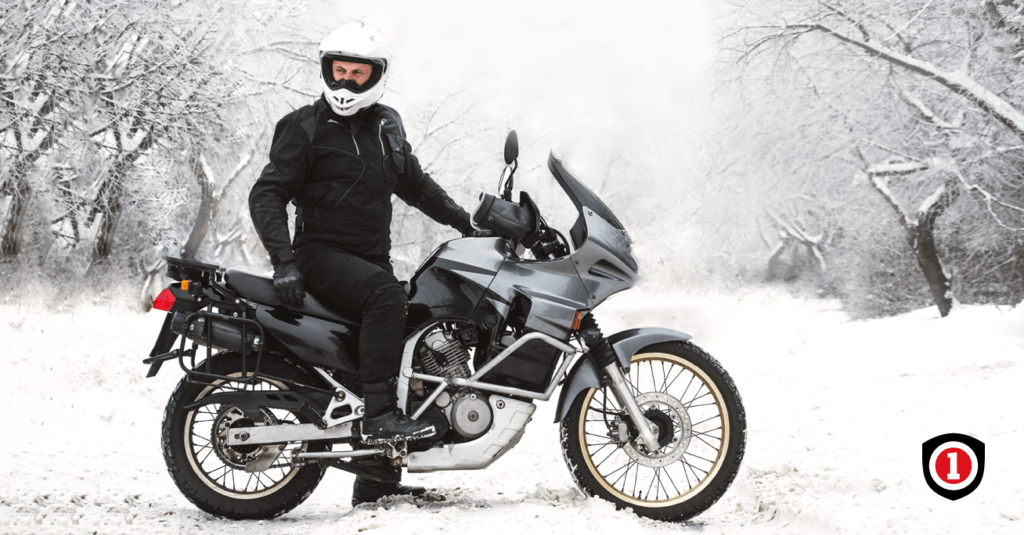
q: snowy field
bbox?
[0,289,1021,535]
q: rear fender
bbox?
[553,327,693,422]
[183,390,328,425]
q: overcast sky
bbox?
[307,1,717,178]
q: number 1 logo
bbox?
[922,433,985,501]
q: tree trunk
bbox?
[869,173,958,317]
[0,159,32,258]
[908,183,958,317]
[92,160,127,262]
[180,151,216,261]
[908,222,953,317]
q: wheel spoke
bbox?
[684,451,716,466]
[679,374,696,403]
[609,459,638,488]
[198,444,217,465]
[656,467,673,500]
[693,433,720,451]
[693,427,722,438]
[663,465,681,495]
[685,390,712,407]
[682,459,704,484]
[645,467,657,500]
[692,414,719,426]
[660,366,688,394]
[586,442,615,458]
[594,445,621,469]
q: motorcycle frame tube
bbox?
[397,323,579,415]
[407,341,577,405]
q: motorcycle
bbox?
[143,131,746,522]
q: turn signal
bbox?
[572,311,584,330]
[153,287,176,311]
[181,280,190,291]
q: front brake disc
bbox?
[621,392,692,468]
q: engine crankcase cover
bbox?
[449,392,492,439]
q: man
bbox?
[248,21,476,505]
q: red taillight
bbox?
[153,287,176,311]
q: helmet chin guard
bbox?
[318,22,391,116]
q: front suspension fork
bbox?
[579,313,661,452]
[603,363,661,452]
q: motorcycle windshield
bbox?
[547,153,625,231]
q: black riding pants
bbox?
[294,243,407,383]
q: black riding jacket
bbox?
[249,96,473,266]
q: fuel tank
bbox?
[406,237,510,330]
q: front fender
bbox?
[607,327,693,371]
[553,327,693,422]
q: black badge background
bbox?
[922,433,986,501]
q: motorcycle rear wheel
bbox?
[161,353,329,520]
[560,341,746,522]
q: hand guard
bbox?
[272,261,306,307]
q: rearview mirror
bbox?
[503,130,519,165]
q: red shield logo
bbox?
[922,433,985,501]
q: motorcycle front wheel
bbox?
[560,341,746,522]
[161,353,330,520]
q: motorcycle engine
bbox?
[416,329,472,379]
[415,327,492,439]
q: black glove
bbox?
[272,261,305,307]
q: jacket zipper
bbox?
[351,132,360,155]
[379,117,389,255]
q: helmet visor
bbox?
[320,54,384,94]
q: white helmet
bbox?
[318,22,391,116]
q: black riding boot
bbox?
[352,475,427,506]
[360,378,436,444]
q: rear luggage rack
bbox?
[177,309,266,383]
[165,256,224,285]
[159,257,264,383]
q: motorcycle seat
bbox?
[224,268,362,326]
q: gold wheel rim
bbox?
[578,352,730,507]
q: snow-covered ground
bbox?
[0,289,1021,534]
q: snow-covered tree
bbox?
[715,0,1024,316]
